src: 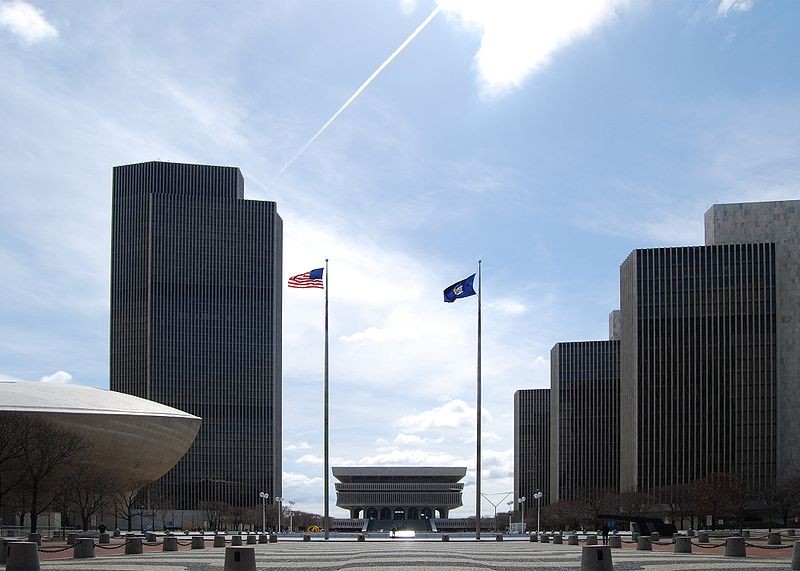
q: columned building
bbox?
[514,389,550,507]
[619,243,777,497]
[110,161,283,511]
[333,467,465,521]
[549,340,619,503]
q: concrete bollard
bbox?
[214,535,226,547]
[125,537,143,554]
[66,533,77,546]
[529,533,538,542]
[580,545,613,571]
[698,531,709,543]
[73,538,95,559]
[768,532,781,545]
[6,541,40,571]
[650,532,660,542]
[608,536,621,548]
[231,535,242,546]
[636,537,652,551]
[268,534,277,543]
[441,534,449,542]
[553,534,563,544]
[674,536,692,553]
[586,534,598,546]
[26,534,42,547]
[358,534,366,542]
[568,534,579,545]
[163,536,178,551]
[258,534,268,544]
[98,532,110,544]
[495,534,503,541]
[224,546,256,571]
[246,534,257,545]
[146,532,157,543]
[191,535,205,549]
[304,534,311,542]
[724,536,746,557]
[541,534,550,543]
[791,541,800,571]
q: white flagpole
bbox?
[324,259,330,540]
[476,259,482,540]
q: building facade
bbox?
[705,201,800,474]
[110,161,283,510]
[549,340,620,504]
[333,467,466,520]
[514,389,550,507]
[619,243,777,496]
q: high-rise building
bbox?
[705,201,800,474]
[514,389,550,508]
[619,243,777,496]
[110,161,283,511]
[549,340,620,503]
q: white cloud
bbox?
[285,441,311,451]
[397,399,492,433]
[393,433,444,445]
[0,1,58,45]
[282,471,323,488]
[295,454,324,465]
[487,298,527,316]
[40,370,72,383]
[717,0,754,16]
[438,0,625,96]
[399,0,417,16]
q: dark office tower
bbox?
[110,162,282,512]
[514,389,550,508]
[619,244,777,497]
[549,341,619,504]
[705,201,800,474]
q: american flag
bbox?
[288,267,324,289]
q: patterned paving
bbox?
[35,539,792,571]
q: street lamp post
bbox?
[258,492,268,533]
[506,501,513,533]
[533,491,543,537]
[286,501,295,533]
[518,497,526,534]
[274,497,283,533]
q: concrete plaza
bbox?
[34,537,793,571]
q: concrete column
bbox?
[724,537,746,557]
[529,534,538,542]
[146,532,157,542]
[768,532,781,545]
[568,534,579,545]
[580,545,613,571]
[231,536,242,546]
[98,533,110,544]
[163,537,178,551]
[553,534,563,544]
[5,541,40,571]
[214,535,226,547]
[258,534,268,544]
[73,538,95,559]
[674,537,692,553]
[191,536,205,549]
[224,546,256,571]
[636,537,651,551]
[541,534,550,543]
[585,534,598,546]
[246,535,257,545]
[608,536,621,548]
[125,538,143,554]
[268,534,277,543]
[791,540,800,571]
[698,531,709,543]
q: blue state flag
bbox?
[443,273,477,303]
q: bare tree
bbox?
[657,484,694,529]
[66,467,114,530]
[114,480,149,531]
[0,413,31,513]
[693,473,738,530]
[17,416,87,532]
[578,487,612,529]
[773,468,800,527]
[200,501,226,530]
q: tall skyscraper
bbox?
[110,161,282,512]
[549,340,620,503]
[705,201,800,474]
[619,243,777,496]
[514,389,550,508]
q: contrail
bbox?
[270,6,442,185]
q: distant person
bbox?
[98,523,107,534]
[601,524,610,545]
[390,526,397,539]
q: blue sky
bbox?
[1,0,799,517]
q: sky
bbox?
[1,0,799,518]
